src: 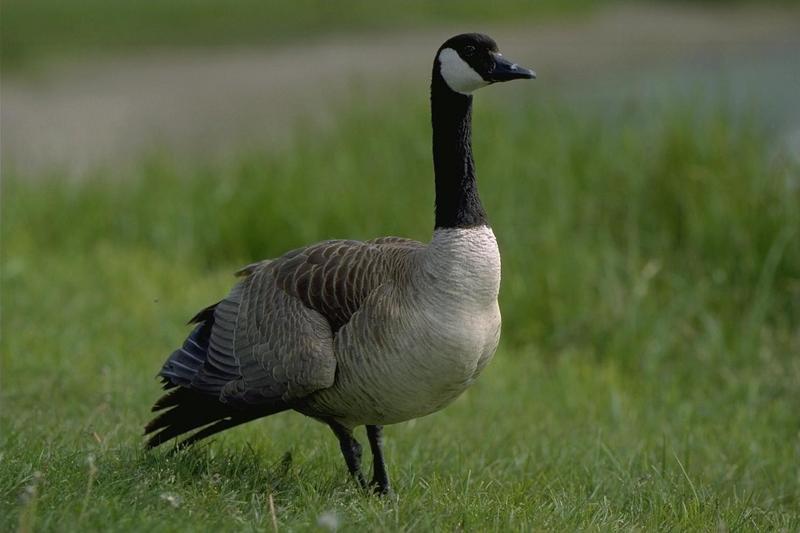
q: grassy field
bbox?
[2,88,799,530]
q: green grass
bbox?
[2,91,799,530]
[1,0,602,71]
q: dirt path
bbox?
[3,4,799,176]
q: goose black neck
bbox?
[431,70,488,229]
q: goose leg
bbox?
[366,425,391,495]
[328,421,367,489]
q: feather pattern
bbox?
[146,236,429,447]
[303,226,502,426]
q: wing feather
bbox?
[156,236,424,407]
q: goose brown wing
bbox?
[158,237,423,406]
[160,273,336,405]
[270,238,423,333]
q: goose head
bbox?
[435,33,535,95]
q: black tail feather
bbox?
[167,415,262,450]
[187,302,218,325]
[151,388,181,412]
[144,387,288,450]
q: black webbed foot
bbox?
[369,477,393,496]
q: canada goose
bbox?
[145,33,534,495]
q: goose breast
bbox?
[306,226,502,426]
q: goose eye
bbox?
[463,45,476,57]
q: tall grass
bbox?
[2,93,799,530]
[5,94,797,351]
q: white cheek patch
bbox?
[438,48,489,95]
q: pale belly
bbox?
[305,300,501,427]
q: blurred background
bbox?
[2,0,799,530]
[4,0,800,174]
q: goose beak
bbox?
[486,53,536,82]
